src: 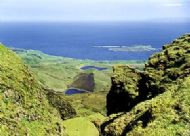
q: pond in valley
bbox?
[65,88,88,95]
[80,66,108,71]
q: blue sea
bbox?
[0,22,190,60]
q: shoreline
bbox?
[10,46,147,63]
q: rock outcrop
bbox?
[101,34,190,136]
[107,65,142,115]
[0,44,73,135]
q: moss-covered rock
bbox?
[101,34,190,136]
[107,65,142,115]
[0,44,67,135]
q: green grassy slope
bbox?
[14,49,144,92]
[0,44,67,135]
[64,91,107,116]
[13,48,144,117]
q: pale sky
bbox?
[0,0,189,22]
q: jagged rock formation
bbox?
[0,44,74,135]
[101,34,190,136]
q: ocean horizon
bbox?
[0,22,190,60]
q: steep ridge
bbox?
[101,34,190,136]
[0,44,73,135]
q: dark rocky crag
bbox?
[107,66,142,115]
[101,34,190,136]
[0,44,75,135]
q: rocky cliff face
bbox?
[0,44,74,135]
[107,66,142,115]
[102,34,190,136]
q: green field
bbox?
[14,48,144,92]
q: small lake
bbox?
[81,66,108,71]
[65,88,88,95]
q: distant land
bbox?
[94,45,159,52]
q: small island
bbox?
[94,45,158,52]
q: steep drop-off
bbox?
[102,34,190,136]
[0,44,72,135]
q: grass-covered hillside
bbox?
[0,44,67,135]
[13,48,144,117]
[1,33,189,136]
[13,48,144,92]
[101,34,190,136]
[4,45,144,136]
[13,49,111,92]
[0,44,109,136]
